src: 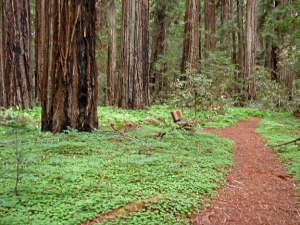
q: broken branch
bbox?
[157,122,190,138]
[271,137,300,147]
[111,124,139,142]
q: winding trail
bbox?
[194,117,300,225]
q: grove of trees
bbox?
[0,0,299,132]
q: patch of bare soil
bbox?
[193,117,300,225]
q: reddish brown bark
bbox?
[181,0,199,76]
[35,0,46,104]
[204,0,216,58]
[1,0,32,109]
[244,0,257,101]
[107,0,117,106]
[149,1,166,92]
[42,0,98,133]
[237,0,244,83]
[118,0,150,110]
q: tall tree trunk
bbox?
[221,0,230,47]
[1,0,32,109]
[42,0,98,133]
[181,0,199,76]
[35,0,46,104]
[237,0,244,87]
[0,4,3,107]
[118,0,150,110]
[244,0,257,102]
[204,0,216,58]
[107,0,117,106]
[149,0,166,93]
[231,0,238,94]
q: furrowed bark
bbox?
[181,0,199,76]
[118,0,150,110]
[204,0,216,58]
[107,0,117,106]
[1,0,32,109]
[244,0,257,102]
[42,0,98,133]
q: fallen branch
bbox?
[271,137,300,147]
[111,124,139,142]
[157,122,190,139]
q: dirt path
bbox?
[194,117,300,225]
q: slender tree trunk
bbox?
[35,0,46,104]
[0,4,3,107]
[231,0,238,94]
[1,0,32,109]
[42,0,98,133]
[118,0,150,110]
[244,0,257,102]
[221,0,230,47]
[204,0,216,58]
[181,0,199,76]
[237,0,244,86]
[107,0,117,106]
[149,0,166,92]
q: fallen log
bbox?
[271,137,300,147]
[111,124,139,142]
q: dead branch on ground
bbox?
[271,137,300,147]
[157,122,190,139]
[111,124,139,142]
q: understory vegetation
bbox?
[257,113,300,195]
[0,106,298,224]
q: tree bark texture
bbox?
[244,0,257,101]
[1,0,32,109]
[204,0,216,58]
[0,4,3,107]
[149,0,166,92]
[237,0,244,82]
[221,0,230,46]
[181,0,199,75]
[118,0,150,110]
[35,0,46,104]
[107,0,117,106]
[42,0,98,133]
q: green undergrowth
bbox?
[256,113,300,196]
[0,105,265,224]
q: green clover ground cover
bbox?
[256,112,300,196]
[0,106,263,224]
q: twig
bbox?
[111,124,139,142]
[157,122,189,138]
[271,137,300,147]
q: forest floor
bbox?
[193,117,300,225]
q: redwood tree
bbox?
[181,0,199,75]
[35,0,46,104]
[1,0,32,109]
[107,0,117,106]
[244,0,257,101]
[41,0,98,133]
[117,0,150,109]
[204,0,216,58]
[149,0,167,92]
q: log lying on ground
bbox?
[111,124,139,141]
[157,122,190,138]
[271,137,300,147]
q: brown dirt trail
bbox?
[194,117,300,225]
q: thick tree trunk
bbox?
[0,4,3,107]
[181,0,199,76]
[118,0,150,110]
[149,1,166,92]
[42,0,98,133]
[107,0,117,106]
[204,0,216,58]
[35,0,46,104]
[244,0,257,102]
[1,0,32,109]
